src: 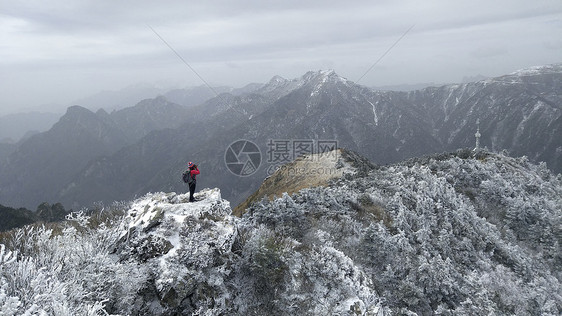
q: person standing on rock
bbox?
[183,162,200,202]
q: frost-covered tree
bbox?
[0,150,560,315]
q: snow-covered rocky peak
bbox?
[508,63,562,77]
[116,188,236,267]
[300,69,349,85]
[255,74,304,100]
[292,70,353,99]
[483,63,562,85]
[121,188,232,234]
[110,189,239,313]
[266,75,288,86]
[256,70,351,101]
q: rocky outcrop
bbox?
[234,148,374,216]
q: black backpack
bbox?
[182,171,190,183]
[182,170,195,184]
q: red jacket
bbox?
[190,168,200,180]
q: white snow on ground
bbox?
[119,188,236,262]
[124,188,229,231]
[116,188,239,309]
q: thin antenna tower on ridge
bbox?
[474,119,481,150]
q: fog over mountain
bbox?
[0,112,61,143]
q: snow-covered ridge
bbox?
[507,63,562,76]
[301,69,348,83]
[478,63,562,86]
[259,70,351,98]
[1,150,560,315]
[243,149,562,315]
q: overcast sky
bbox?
[1,0,561,115]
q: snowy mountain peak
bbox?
[115,188,236,274]
[508,62,562,77]
[267,75,288,85]
[300,69,348,85]
[254,70,352,102]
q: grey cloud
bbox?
[0,0,561,115]
[470,46,509,58]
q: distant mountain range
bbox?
[0,83,263,144]
[0,97,190,208]
[69,82,263,112]
[71,83,168,113]
[0,64,560,210]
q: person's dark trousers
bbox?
[189,182,196,202]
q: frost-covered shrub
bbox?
[0,209,148,315]
[0,244,20,316]
[1,151,560,315]
[0,243,111,315]
[234,226,289,314]
[243,150,561,315]
[231,223,385,315]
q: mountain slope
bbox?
[71,82,167,112]
[0,105,130,208]
[0,97,190,209]
[0,143,16,162]
[1,64,561,210]
[408,63,562,172]
[109,96,190,141]
[61,69,442,208]
[0,202,70,232]
[239,149,561,315]
[57,65,562,210]
[233,148,374,216]
[236,70,442,163]
[1,149,560,315]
